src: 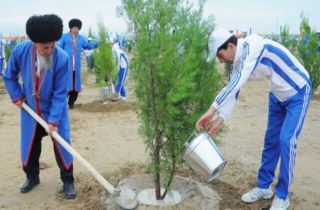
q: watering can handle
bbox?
[185,130,199,146]
[186,120,215,146]
[22,102,116,195]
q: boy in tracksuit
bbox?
[112,43,129,101]
[196,29,311,210]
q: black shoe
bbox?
[63,182,77,199]
[20,176,40,193]
[69,104,74,109]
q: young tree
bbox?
[87,27,94,39]
[298,13,320,93]
[119,0,222,200]
[93,16,117,95]
[279,24,298,54]
[4,40,17,61]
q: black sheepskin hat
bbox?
[26,14,63,43]
[69,18,82,30]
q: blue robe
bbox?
[3,41,73,169]
[58,33,98,92]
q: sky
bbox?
[0,0,319,37]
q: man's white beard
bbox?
[38,54,53,70]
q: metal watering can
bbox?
[183,130,227,182]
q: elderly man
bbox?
[197,29,311,210]
[3,14,76,199]
[58,18,98,109]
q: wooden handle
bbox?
[22,102,115,194]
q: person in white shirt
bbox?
[84,37,94,71]
[0,39,6,76]
[196,29,311,210]
[111,42,129,101]
[241,28,248,38]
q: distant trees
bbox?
[298,14,320,93]
[279,25,298,54]
[276,14,320,94]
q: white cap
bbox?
[207,29,232,62]
[242,28,248,33]
[88,37,93,41]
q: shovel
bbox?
[22,102,138,209]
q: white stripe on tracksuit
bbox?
[212,34,311,200]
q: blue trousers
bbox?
[115,67,128,98]
[257,84,311,199]
[24,123,74,184]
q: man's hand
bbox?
[46,124,58,136]
[14,98,25,108]
[206,116,224,136]
[196,106,224,136]
[196,106,216,131]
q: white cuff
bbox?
[218,112,227,121]
[211,101,219,109]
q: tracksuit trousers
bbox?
[257,83,311,199]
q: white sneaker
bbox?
[241,187,273,203]
[270,196,290,210]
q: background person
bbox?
[196,28,311,210]
[3,14,76,199]
[84,37,94,71]
[0,39,6,76]
[111,42,129,101]
[241,28,248,38]
[58,18,98,109]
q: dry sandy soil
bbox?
[0,57,319,210]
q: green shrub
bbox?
[280,25,298,55]
[298,14,320,93]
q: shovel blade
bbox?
[115,187,138,209]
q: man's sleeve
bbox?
[212,41,264,120]
[57,35,64,49]
[48,52,69,125]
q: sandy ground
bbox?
[0,58,319,210]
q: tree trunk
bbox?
[154,144,161,200]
